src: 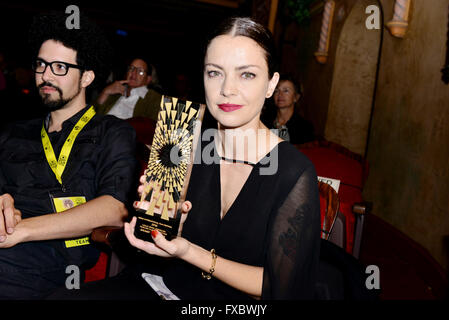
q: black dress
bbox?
[161,136,321,300]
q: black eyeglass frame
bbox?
[32,58,85,76]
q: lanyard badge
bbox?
[50,194,90,248]
[41,106,96,185]
[42,106,96,248]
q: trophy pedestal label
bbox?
[134,209,180,241]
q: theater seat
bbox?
[297,140,371,257]
[318,180,340,240]
[84,251,109,282]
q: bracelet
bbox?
[201,249,217,280]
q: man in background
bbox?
[95,57,161,121]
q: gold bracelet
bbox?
[201,249,217,280]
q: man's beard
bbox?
[38,81,82,111]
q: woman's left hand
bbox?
[124,216,191,259]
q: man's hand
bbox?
[103,80,129,96]
[0,225,25,248]
[97,80,129,104]
[0,194,22,242]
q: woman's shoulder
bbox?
[270,141,316,178]
[258,141,318,207]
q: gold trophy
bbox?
[134,95,205,241]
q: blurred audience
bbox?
[0,50,44,128]
[148,63,163,94]
[172,71,192,100]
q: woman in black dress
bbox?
[50,16,320,301]
[124,17,321,300]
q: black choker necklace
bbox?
[220,156,256,167]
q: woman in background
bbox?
[263,74,315,145]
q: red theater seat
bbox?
[318,180,340,240]
[84,251,109,282]
[297,140,369,256]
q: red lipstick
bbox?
[218,104,243,112]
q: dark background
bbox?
[0,0,251,105]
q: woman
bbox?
[263,74,315,144]
[124,17,321,300]
[50,16,320,300]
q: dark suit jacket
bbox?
[95,87,162,121]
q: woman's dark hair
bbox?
[205,16,278,78]
[28,12,113,89]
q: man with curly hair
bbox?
[0,12,138,299]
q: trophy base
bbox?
[134,209,180,242]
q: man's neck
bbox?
[48,97,87,133]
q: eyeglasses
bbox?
[32,58,84,76]
[127,65,146,76]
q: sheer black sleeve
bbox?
[262,164,321,299]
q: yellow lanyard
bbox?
[41,106,96,185]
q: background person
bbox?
[262,74,315,144]
[95,57,161,121]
